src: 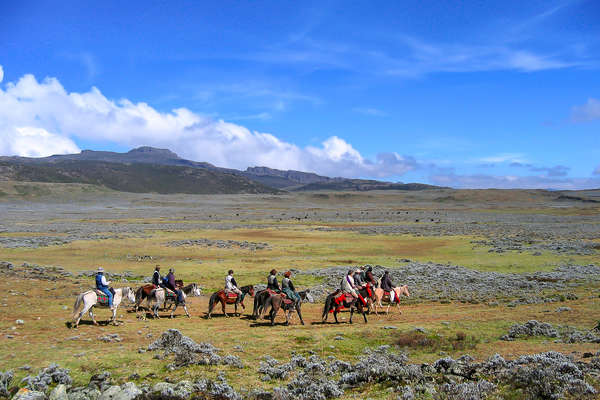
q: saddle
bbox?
[330,293,347,313]
[219,290,238,299]
[267,289,286,298]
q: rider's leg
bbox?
[389,290,395,303]
[101,288,114,309]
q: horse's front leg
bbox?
[111,307,117,325]
[170,304,177,318]
[349,308,354,324]
[296,307,305,326]
[333,311,339,324]
[183,304,190,318]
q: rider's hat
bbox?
[284,271,291,277]
[355,268,362,273]
[97,267,104,272]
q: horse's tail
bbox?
[322,294,333,320]
[72,293,84,319]
[208,292,218,313]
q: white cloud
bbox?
[572,98,600,123]
[0,127,80,158]
[0,67,417,178]
[478,153,527,164]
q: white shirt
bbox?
[225,275,237,290]
[101,275,109,286]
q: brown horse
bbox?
[373,285,410,315]
[256,290,313,326]
[206,285,254,318]
[134,279,185,312]
[321,288,369,324]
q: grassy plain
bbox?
[0,187,599,398]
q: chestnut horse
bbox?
[373,285,410,315]
[256,290,313,326]
[206,285,254,318]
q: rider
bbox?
[365,265,377,286]
[95,267,113,310]
[341,269,367,306]
[354,267,366,288]
[225,269,243,300]
[165,268,184,305]
[267,269,280,292]
[380,270,398,303]
[281,271,300,302]
[152,265,164,288]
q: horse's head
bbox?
[126,287,136,303]
[248,285,255,297]
[192,284,202,297]
[303,290,314,303]
[399,285,410,297]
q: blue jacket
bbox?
[96,273,108,290]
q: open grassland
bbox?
[0,188,599,398]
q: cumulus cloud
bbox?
[0,67,416,178]
[572,98,600,122]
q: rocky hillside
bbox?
[0,160,277,194]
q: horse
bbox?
[252,289,271,319]
[321,288,369,324]
[72,287,135,328]
[134,279,186,312]
[207,285,254,318]
[140,284,201,319]
[256,290,313,326]
[372,285,410,315]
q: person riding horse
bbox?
[225,269,243,305]
[152,265,165,288]
[165,268,184,305]
[365,265,377,286]
[267,269,280,292]
[341,270,367,306]
[281,271,300,303]
[380,270,398,303]
[95,267,114,310]
[354,267,367,289]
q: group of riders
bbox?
[95,263,402,312]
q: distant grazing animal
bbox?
[373,285,410,315]
[207,285,254,318]
[256,290,313,326]
[321,287,369,324]
[72,287,135,328]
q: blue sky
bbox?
[1,0,599,188]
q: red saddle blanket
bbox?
[282,298,294,305]
[226,292,238,298]
[165,290,177,300]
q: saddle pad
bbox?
[267,289,280,296]
[283,298,294,305]
[95,291,109,305]
[165,291,177,300]
[226,292,238,298]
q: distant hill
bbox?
[0,147,446,193]
[293,179,442,191]
[0,160,276,194]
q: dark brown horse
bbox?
[256,290,313,326]
[134,279,185,312]
[321,288,369,324]
[206,285,254,318]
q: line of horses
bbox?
[71,281,410,328]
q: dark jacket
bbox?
[282,277,295,291]
[381,273,394,291]
[166,272,177,291]
[152,270,161,286]
[365,270,376,285]
[267,274,280,291]
[354,272,365,286]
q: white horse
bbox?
[373,285,411,315]
[72,287,135,328]
[141,283,201,320]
